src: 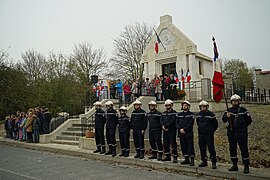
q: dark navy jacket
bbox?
[222,106,252,138]
[94,109,106,130]
[105,108,118,129]
[146,110,162,131]
[160,109,177,131]
[196,110,218,135]
[130,108,147,130]
[176,111,195,134]
[118,114,130,133]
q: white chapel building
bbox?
[142,15,214,100]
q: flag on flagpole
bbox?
[186,69,191,83]
[174,71,179,83]
[212,37,224,103]
[154,31,161,54]
[180,68,185,89]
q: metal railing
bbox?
[49,115,79,133]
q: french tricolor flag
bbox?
[178,68,185,90]
[212,37,224,103]
[186,69,191,83]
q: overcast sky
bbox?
[1,0,270,69]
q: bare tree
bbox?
[69,42,107,84]
[110,22,153,80]
[21,49,47,81]
[47,51,69,79]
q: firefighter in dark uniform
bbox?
[93,101,106,154]
[146,101,163,161]
[196,100,218,169]
[118,106,130,157]
[130,100,147,159]
[222,94,252,174]
[105,101,118,157]
[160,99,178,163]
[176,100,195,166]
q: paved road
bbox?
[0,144,209,180]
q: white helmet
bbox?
[94,101,102,106]
[133,100,142,105]
[199,100,209,107]
[119,106,127,111]
[148,101,157,106]
[230,94,241,101]
[105,101,114,106]
[164,99,173,105]
[182,100,191,106]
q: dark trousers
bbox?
[125,93,131,102]
[27,132,33,142]
[163,89,169,100]
[149,130,163,153]
[118,92,123,107]
[33,129,39,143]
[228,134,250,165]
[199,134,216,163]
[179,132,195,157]
[163,130,177,157]
[119,131,130,151]
[95,128,105,147]
[106,128,116,146]
[133,129,145,152]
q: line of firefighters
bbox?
[93,94,252,174]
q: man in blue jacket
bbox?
[115,79,123,107]
[176,101,195,166]
[161,99,178,163]
[196,100,218,169]
[222,94,252,174]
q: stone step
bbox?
[62,131,85,136]
[56,135,81,141]
[72,124,94,127]
[67,127,84,131]
[51,139,79,146]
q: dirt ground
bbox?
[191,104,270,168]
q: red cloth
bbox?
[212,71,224,103]
[123,84,131,95]
[155,42,159,54]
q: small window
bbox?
[199,61,203,75]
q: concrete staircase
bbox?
[51,124,88,146]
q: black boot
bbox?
[134,150,140,158]
[212,162,217,169]
[162,155,171,161]
[173,156,178,163]
[105,145,112,155]
[93,146,101,153]
[139,150,145,159]
[119,150,125,157]
[228,163,238,171]
[181,157,190,164]
[112,146,116,157]
[198,161,208,167]
[157,152,163,161]
[149,151,157,159]
[124,150,129,157]
[100,146,106,154]
[190,157,195,166]
[243,164,249,174]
